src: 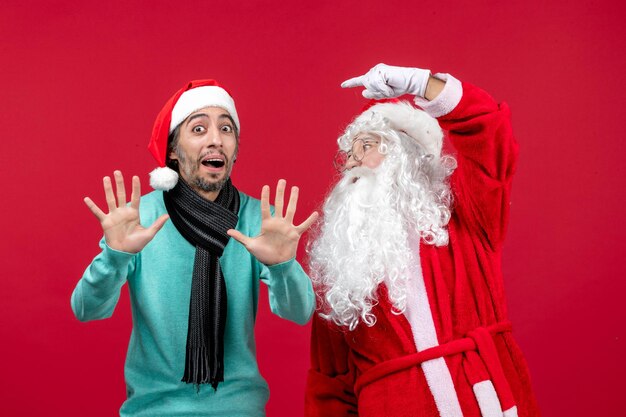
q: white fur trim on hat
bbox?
[149,166,179,191]
[356,101,444,158]
[170,86,240,133]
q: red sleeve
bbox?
[305,313,358,416]
[438,82,518,250]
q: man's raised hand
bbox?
[83,170,169,253]
[227,179,319,266]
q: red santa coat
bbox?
[305,77,541,417]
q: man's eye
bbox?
[221,125,233,133]
[192,125,206,134]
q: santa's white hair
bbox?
[308,106,456,330]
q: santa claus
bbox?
[306,64,541,417]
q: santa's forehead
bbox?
[339,130,384,149]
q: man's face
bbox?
[169,106,238,199]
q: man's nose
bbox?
[206,126,223,147]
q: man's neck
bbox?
[199,189,219,201]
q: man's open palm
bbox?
[84,170,169,253]
[227,179,318,265]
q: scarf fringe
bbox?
[182,345,224,390]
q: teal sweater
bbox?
[71,190,315,416]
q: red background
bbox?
[1,1,625,416]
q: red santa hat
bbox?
[147,79,240,190]
[354,100,443,159]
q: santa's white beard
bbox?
[308,163,417,330]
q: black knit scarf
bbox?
[163,178,240,390]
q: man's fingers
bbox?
[114,171,127,207]
[341,75,365,89]
[295,211,319,234]
[130,176,141,209]
[285,186,299,222]
[84,197,106,221]
[148,214,170,236]
[260,185,271,220]
[274,179,286,218]
[103,176,117,212]
[227,229,250,247]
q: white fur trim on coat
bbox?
[473,380,504,417]
[403,234,464,417]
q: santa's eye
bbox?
[192,125,206,134]
[221,125,233,133]
[362,140,379,151]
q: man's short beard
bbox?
[308,134,454,330]
[192,175,228,193]
[174,145,233,194]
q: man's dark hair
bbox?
[166,125,182,171]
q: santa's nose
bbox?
[345,155,361,170]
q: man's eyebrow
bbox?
[185,113,209,125]
[219,114,236,125]
[184,112,235,126]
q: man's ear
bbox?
[168,150,178,162]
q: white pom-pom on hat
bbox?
[149,167,179,191]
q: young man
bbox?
[306,64,540,417]
[72,80,317,416]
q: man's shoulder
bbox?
[139,190,166,221]
[237,190,260,213]
[140,189,165,205]
[235,190,264,232]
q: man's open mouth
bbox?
[201,156,225,168]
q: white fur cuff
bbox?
[414,73,463,118]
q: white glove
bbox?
[341,63,431,99]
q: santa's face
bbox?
[339,133,387,172]
[169,106,238,200]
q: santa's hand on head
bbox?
[341,63,432,99]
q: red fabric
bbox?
[305,83,541,417]
[468,327,516,410]
[360,97,400,112]
[463,350,490,386]
[352,322,511,397]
